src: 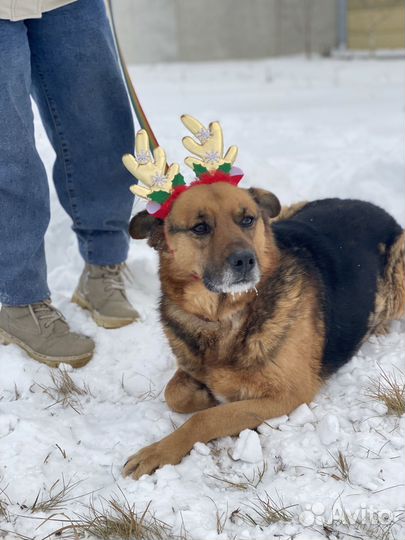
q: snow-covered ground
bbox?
[1,57,404,539]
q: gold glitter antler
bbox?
[181,115,238,173]
[123,129,183,203]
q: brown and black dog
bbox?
[123,182,405,479]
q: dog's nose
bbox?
[228,250,256,276]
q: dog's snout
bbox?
[228,250,256,276]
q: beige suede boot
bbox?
[0,300,94,368]
[72,264,139,329]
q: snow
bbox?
[1,56,404,539]
[232,430,263,463]
[287,403,316,426]
[317,414,340,446]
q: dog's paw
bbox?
[123,441,183,480]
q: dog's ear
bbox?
[248,188,281,218]
[129,211,166,251]
[129,210,156,239]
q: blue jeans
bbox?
[0,0,135,306]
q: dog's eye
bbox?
[240,216,255,228]
[191,222,211,236]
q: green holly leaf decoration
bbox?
[172,173,186,187]
[218,162,232,174]
[149,190,171,204]
[193,163,208,177]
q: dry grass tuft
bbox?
[206,498,229,535]
[215,505,228,535]
[0,499,7,518]
[239,492,295,526]
[208,462,268,491]
[273,455,286,473]
[14,383,21,400]
[37,367,92,413]
[328,450,351,482]
[28,477,84,514]
[55,443,67,459]
[177,513,191,540]
[0,489,10,521]
[43,493,171,540]
[366,367,405,417]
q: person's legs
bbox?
[0,19,94,366]
[0,20,51,306]
[26,0,135,265]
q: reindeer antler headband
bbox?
[122,115,244,220]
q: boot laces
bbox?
[101,264,127,293]
[29,300,67,330]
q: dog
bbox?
[123,182,405,480]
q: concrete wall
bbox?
[348,0,405,50]
[110,0,339,63]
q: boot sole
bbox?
[72,292,139,329]
[0,328,93,369]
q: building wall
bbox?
[110,0,339,64]
[348,0,405,50]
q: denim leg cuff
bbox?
[0,282,51,306]
[76,229,130,266]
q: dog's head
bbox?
[130,183,280,295]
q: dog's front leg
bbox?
[123,394,300,479]
[165,369,218,413]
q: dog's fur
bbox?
[124,183,405,479]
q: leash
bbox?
[106,0,160,152]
